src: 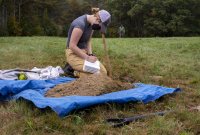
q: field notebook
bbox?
[83,60,100,73]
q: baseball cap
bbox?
[99,10,111,33]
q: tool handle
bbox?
[101,34,112,78]
[106,110,172,127]
[124,111,171,122]
[3,69,38,74]
[106,107,199,128]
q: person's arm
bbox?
[69,28,97,63]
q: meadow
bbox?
[0,37,200,135]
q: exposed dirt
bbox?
[45,73,133,97]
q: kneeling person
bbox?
[65,8,111,77]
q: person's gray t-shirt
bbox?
[67,15,92,49]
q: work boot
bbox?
[62,63,75,77]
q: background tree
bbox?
[0,0,199,37]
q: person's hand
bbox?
[86,56,97,63]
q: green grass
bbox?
[0,37,200,134]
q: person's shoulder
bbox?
[72,15,86,28]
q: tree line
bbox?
[0,0,200,37]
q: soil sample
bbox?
[45,73,133,97]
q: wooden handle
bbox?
[102,34,112,78]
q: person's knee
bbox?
[100,66,107,75]
[101,70,107,75]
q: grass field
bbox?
[0,37,200,135]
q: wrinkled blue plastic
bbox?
[0,77,181,117]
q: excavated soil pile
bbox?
[46,73,133,97]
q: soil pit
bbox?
[45,73,133,97]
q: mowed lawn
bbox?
[0,37,200,135]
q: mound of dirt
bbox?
[45,73,133,97]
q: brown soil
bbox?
[45,73,133,97]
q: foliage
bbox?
[0,0,200,37]
[7,16,22,36]
[42,8,58,36]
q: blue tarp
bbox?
[0,77,181,117]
